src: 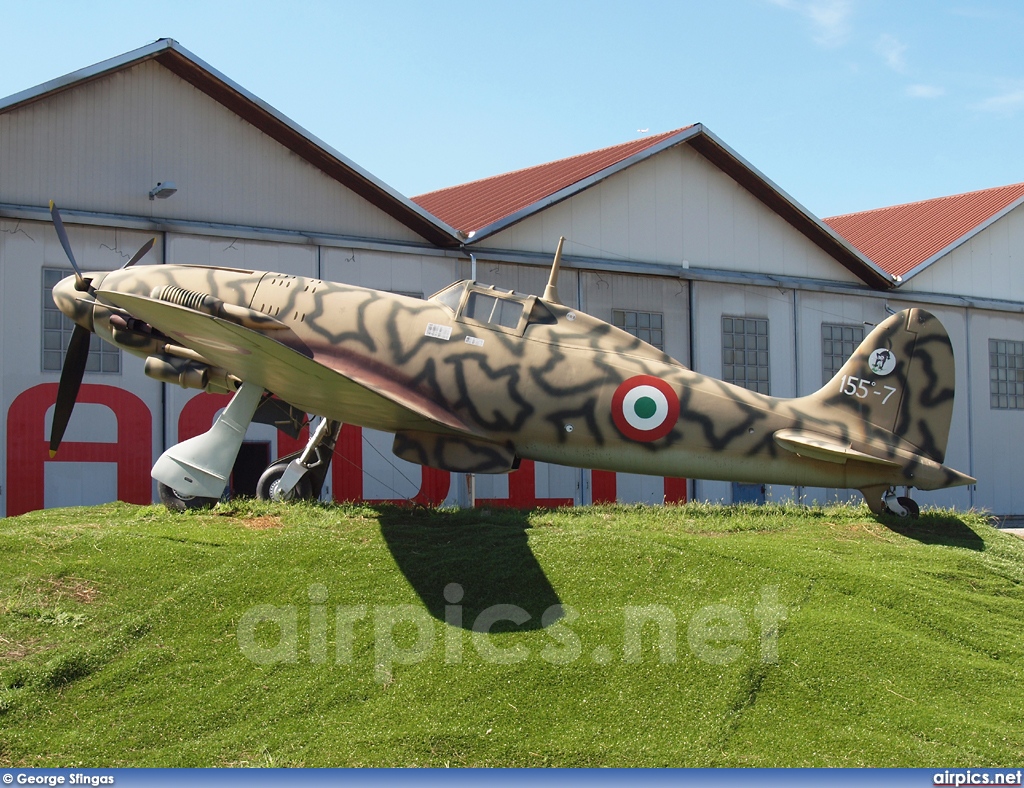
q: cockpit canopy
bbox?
[430,280,677,364]
[430,281,555,336]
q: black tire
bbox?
[884,495,920,519]
[256,464,313,502]
[158,482,218,512]
[898,496,920,519]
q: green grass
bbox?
[1,500,1022,767]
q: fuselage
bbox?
[56,264,967,493]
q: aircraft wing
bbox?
[773,428,902,468]
[97,290,474,436]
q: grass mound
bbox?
[0,500,1021,767]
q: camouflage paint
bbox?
[51,262,975,513]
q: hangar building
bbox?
[3,39,1023,516]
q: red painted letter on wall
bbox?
[177,392,233,442]
[332,424,450,506]
[590,470,687,504]
[179,401,451,506]
[664,476,687,504]
[477,460,573,509]
[592,470,617,504]
[6,383,152,516]
[178,392,311,452]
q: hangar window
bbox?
[989,338,1024,410]
[42,268,120,374]
[722,316,769,395]
[612,310,664,350]
[821,323,864,385]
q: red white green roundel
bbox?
[611,375,680,442]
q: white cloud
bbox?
[805,0,854,46]
[976,89,1024,113]
[875,33,908,73]
[906,84,945,98]
[767,0,854,47]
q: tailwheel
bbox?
[158,482,218,512]
[895,497,920,519]
[882,489,920,519]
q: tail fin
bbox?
[809,308,956,464]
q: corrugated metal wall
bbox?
[488,147,862,284]
[0,61,422,242]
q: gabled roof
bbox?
[0,39,460,248]
[414,128,691,236]
[413,125,894,289]
[825,183,1024,280]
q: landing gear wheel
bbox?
[897,496,920,519]
[884,495,920,519]
[256,464,313,502]
[158,482,218,512]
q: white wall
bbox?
[0,61,424,243]
[320,246,463,300]
[689,280,798,503]
[485,145,862,285]
[902,203,1024,303]
[963,308,1024,514]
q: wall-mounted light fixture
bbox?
[149,181,177,200]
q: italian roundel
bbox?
[611,375,680,442]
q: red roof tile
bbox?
[825,183,1024,278]
[412,127,693,235]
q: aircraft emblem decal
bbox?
[869,348,897,376]
[611,375,679,442]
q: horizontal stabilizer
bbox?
[773,429,902,468]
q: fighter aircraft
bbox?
[47,203,974,518]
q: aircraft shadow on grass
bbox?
[377,508,563,631]
[378,506,987,621]
[880,512,985,551]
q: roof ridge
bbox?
[414,126,691,200]
[0,38,459,247]
[826,181,1024,221]
[825,180,1024,279]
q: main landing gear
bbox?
[152,381,265,511]
[151,381,341,511]
[157,482,220,512]
[256,417,341,502]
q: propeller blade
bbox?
[49,201,87,289]
[123,237,156,269]
[49,324,92,457]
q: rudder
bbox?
[810,308,956,464]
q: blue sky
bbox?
[0,1,1021,217]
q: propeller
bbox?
[48,201,93,454]
[46,202,155,456]
[49,324,91,457]
[49,201,90,291]
[123,236,155,268]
